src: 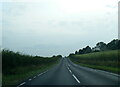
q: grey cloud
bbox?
[2,1,118,56]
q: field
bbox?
[69,50,120,74]
[2,50,61,85]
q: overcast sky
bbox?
[1,0,118,57]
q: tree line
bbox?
[70,39,120,55]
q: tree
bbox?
[84,46,92,53]
[78,46,92,54]
[57,55,62,58]
[69,53,75,57]
[96,42,107,51]
[75,51,78,54]
[78,49,83,54]
[107,39,119,50]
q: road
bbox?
[17,58,119,86]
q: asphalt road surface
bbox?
[17,58,120,86]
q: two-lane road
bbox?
[18,58,119,86]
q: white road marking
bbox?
[88,67,120,77]
[38,73,42,76]
[68,64,70,67]
[74,64,78,66]
[37,70,48,76]
[66,64,68,68]
[29,79,32,81]
[33,76,36,78]
[18,70,49,87]
[17,82,26,87]
[67,67,70,70]
[72,62,120,77]
[67,66,80,84]
[43,70,48,74]
[69,69,72,73]
[72,74,80,83]
[96,69,120,77]
[67,67,72,73]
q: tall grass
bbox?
[69,50,119,74]
[2,50,61,85]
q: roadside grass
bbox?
[69,50,120,74]
[2,50,61,85]
[3,62,59,85]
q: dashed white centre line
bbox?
[67,67,70,70]
[72,74,80,83]
[67,66,80,84]
[68,64,70,67]
[69,69,72,73]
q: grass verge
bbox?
[2,50,61,85]
[3,61,59,85]
[69,50,120,74]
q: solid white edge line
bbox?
[74,63,120,77]
[74,64,77,66]
[72,74,80,83]
[97,69,120,77]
